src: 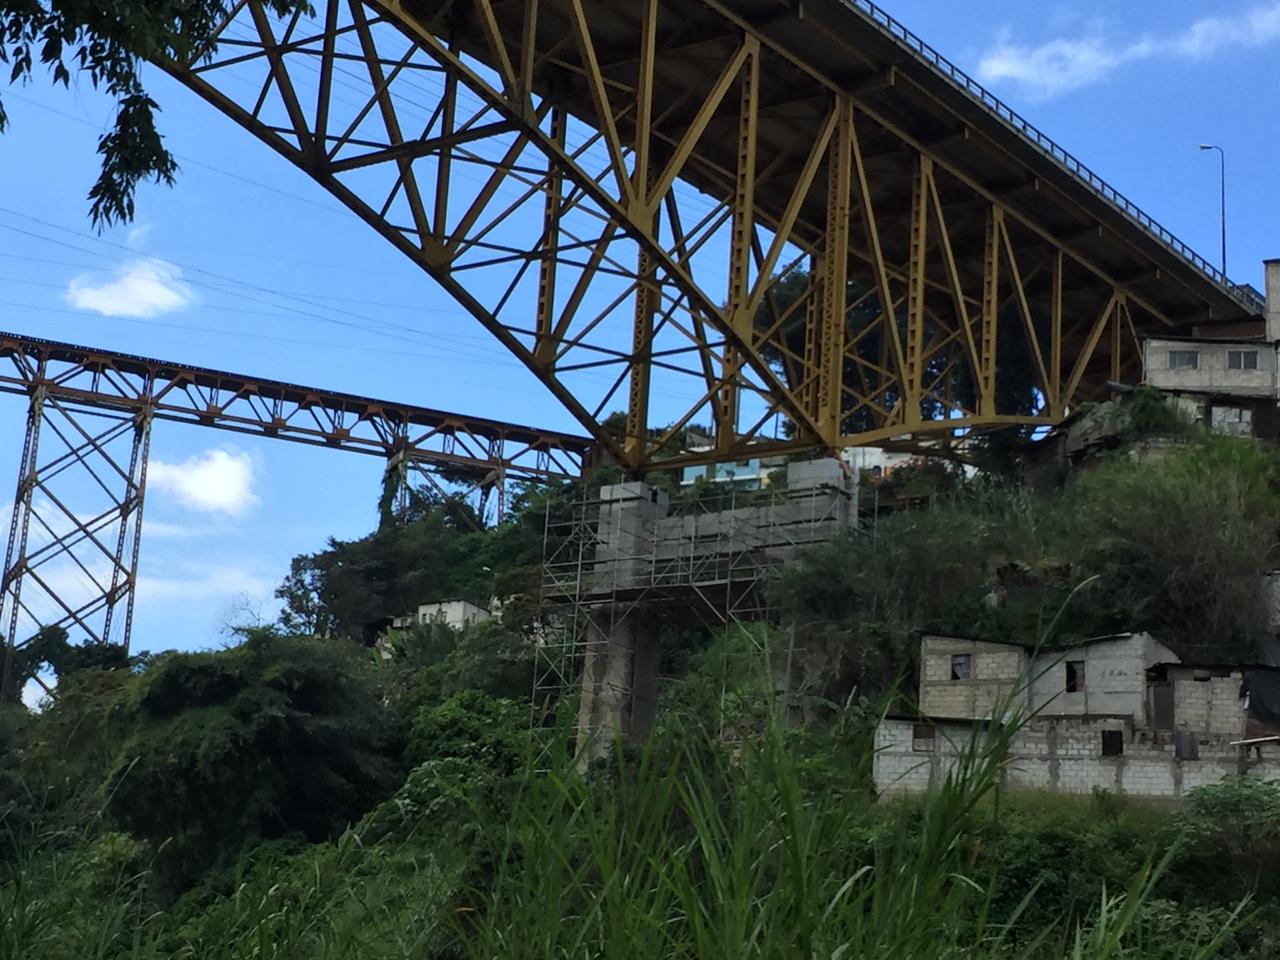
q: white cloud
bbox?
[977,1,1280,98]
[125,223,153,249]
[148,449,259,516]
[65,257,194,319]
[137,564,274,603]
[144,519,205,539]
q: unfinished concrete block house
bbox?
[875,633,1280,800]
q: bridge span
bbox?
[158,0,1264,475]
[0,329,590,691]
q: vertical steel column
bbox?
[903,154,930,428]
[979,206,1002,417]
[801,253,822,419]
[1050,250,1064,417]
[1110,298,1124,383]
[623,0,659,468]
[101,406,153,650]
[717,38,758,454]
[818,99,853,443]
[533,107,565,368]
[0,383,46,700]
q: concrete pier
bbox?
[572,459,854,760]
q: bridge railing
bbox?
[842,0,1265,317]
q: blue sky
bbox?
[0,0,1277,660]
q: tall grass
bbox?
[0,692,1244,960]
[457,701,1239,960]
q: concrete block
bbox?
[785,458,848,491]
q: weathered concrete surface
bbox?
[875,716,1275,800]
[881,633,1262,800]
[575,459,853,760]
[1145,337,1278,399]
[576,610,661,761]
[1266,258,1280,342]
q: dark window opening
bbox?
[1101,730,1124,757]
[1150,682,1175,731]
[1169,350,1199,370]
[950,654,972,681]
[912,724,936,752]
[1175,731,1200,761]
[1228,350,1259,371]
[1065,660,1085,693]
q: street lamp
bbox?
[1199,143,1227,278]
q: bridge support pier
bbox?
[0,384,152,700]
[575,606,661,763]
[565,465,854,762]
[573,481,668,763]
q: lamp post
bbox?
[1199,143,1227,278]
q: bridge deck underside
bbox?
[160,0,1261,472]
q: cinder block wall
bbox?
[1027,634,1172,723]
[1145,338,1277,397]
[874,717,1280,800]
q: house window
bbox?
[912,724,936,752]
[1065,660,1085,694]
[950,654,972,681]
[1168,350,1199,370]
[1101,730,1124,757]
[1228,350,1259,371]
[1175,731,1200,761]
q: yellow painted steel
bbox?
[156,0,1260,473]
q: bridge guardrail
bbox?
[842,0,1265,317]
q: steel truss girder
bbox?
[157,0,1156,474]
[0,331,592,484]
[0,328,591,696]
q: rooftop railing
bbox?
[842,0,1265,316]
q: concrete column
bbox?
[575,608,661,763]
[1266,258,1280,343]
[575,481,668,764]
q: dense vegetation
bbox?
[1,0,314,226]
[5,395,1280,958]
[772,428,1280,697]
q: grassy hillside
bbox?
[5,401,1280,958]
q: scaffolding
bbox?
[533,476,852,715]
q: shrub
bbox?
[407,690,528,771]
[1175,777,1280,902]
[103,631,402,890]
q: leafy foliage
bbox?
[774,433,1280,679]
[4,396,1280,957]
[0,0,309,227]
[103,631,402,888]
[1121,385,1195,442]
[1051,436,1280,659]
[770,482,1043,695]
[1175,777,1280,903]
[276,488,565,640]
[406,690,527,772]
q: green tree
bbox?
[1052,436,1280,659]
[0,0,310,226]
[770,483,1040,697]
[103,630,401,889]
